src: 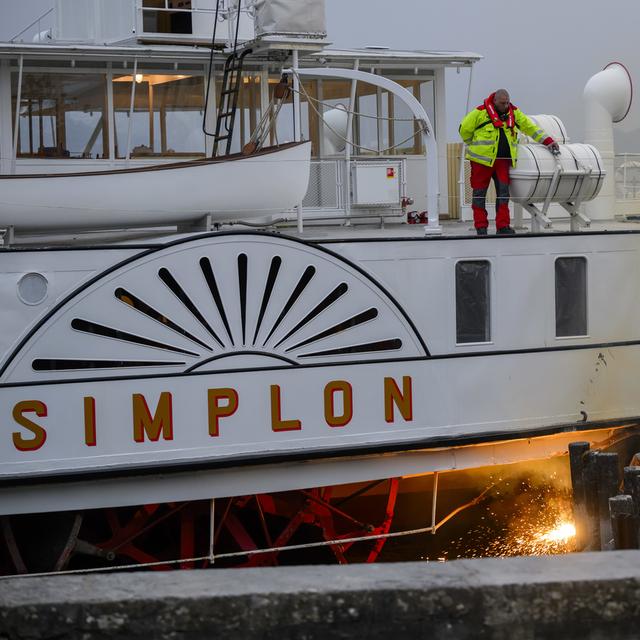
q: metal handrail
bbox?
[139,1,253,17]
[10,7,55,43]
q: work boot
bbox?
[496,226,516,235]
[476,227,488,236]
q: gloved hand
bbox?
[544,138,561,155]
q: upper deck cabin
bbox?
[0,0,637,237]
[0,0,483,229]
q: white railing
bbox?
[615,153,640,201]
[302,159,345,212]
[302,157,406,220]
[9,7,55,43]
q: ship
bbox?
[1,0,639,574]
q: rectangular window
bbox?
[456,260,491,344]
[555,257,587,337]
[12,73,107,159]
[112,73,205,157]
[142,0,193,35]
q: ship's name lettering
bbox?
[10,376,413,452]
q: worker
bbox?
[459,89,560,235]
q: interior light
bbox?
[135,73,144,84]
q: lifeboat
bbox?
[0,141,311,231]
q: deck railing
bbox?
[615,153,640,201]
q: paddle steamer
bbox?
[1,0,639,573]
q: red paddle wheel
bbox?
[1,478,401,575]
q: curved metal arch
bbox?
[287,66,440,232]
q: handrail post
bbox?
[125,59,138,165]
[11,55,23,175]
[292,50,303,234]
[344,59,359,226]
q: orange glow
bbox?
[114,74,192,86]
[537,522,576,544]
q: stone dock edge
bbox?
[2,551,640,639]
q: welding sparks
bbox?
[446,476,578,559]
[537,522,576,544]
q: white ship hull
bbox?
[1,230,639,515]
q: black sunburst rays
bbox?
[31,250,404,373]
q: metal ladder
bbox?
[212,48,252,157]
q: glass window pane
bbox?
[12,73,107,159]
[555,257,587,337]
[113,73,205,157]
[456,260,491,343]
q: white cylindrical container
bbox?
[510,143,605,205]
[518,114,570,144]
[583,62,633,220]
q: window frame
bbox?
[454,258,493,346]
[554,255,589,339]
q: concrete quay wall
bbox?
[2,551,640,639]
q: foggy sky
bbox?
[3,0,639,149]
[324,0,640,151]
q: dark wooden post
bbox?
[609,495,638,550]
[623,466,640,548]
[623,466,640,511]
[596,452,620,550]
[568,441,590,550]
[582,450,601,550]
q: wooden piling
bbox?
[596,452,620,550]
[623,465,640,548]
[609,495,638,550]
[568,441,590,550]
[582,450,601,550]
[623,466,640,513]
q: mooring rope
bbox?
[0,525,438,581]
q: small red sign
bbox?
[386,168,395,178]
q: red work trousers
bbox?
[470,159,512,230]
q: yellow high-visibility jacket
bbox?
[459,105,551,167]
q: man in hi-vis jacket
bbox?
[459,89,559,235]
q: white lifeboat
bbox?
[0,141,311,231]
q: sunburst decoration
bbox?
[1,233,428,383]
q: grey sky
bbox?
[3,0,639,149]
[325,0,640,150]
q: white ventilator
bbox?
[322,105,349,155]
[583,62,633,220]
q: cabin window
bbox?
[112,73,205,158]
[456,260,491,344]
[12,73,108,159]
[555,257,587,337]
[142,0,193,35]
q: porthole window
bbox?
[17,273,48,306]
[456,260,491,344]
[555,257,587,337]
